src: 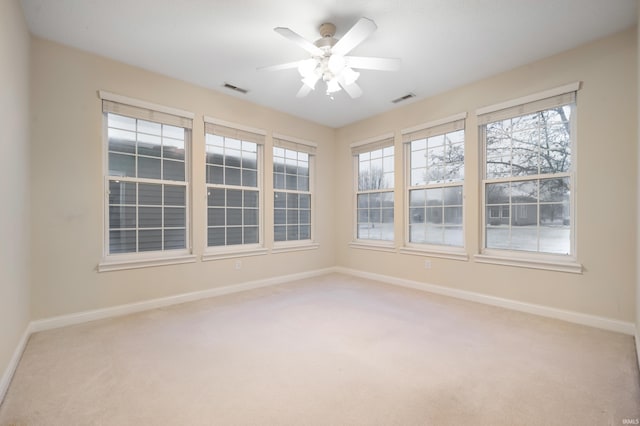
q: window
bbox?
[102,95,192,262]
[352,137,395,242]
[479,88,576,256]
[403,115,465,248]
[273,136,316,244]
[205,120,264,250]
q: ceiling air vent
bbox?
[223,82,249,94]
[392,93,415,104]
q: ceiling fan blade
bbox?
[345,56,401,71]
[338,78,363,99]
[257,61,300,72]
[331,17,377,56]
[296,84,313,98]
[274,27,323,56]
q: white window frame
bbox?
[202,117,268,261]
[98,91,196,272]
[350,133,396,251]
[474,82,583,274]
[272,133,319,253]
[399,113,468,261]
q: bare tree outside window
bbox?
[483,104,573,254]
[356,146,394,241]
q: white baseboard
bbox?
[0,324,31,406]
[335,267,636,336]
[31,267,335,333]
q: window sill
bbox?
[474,253,583,274]
[399,246,468,261]
[202,247,268,262]
[271,242,319,254]
[349,241,396,253]
[98,253,197,272]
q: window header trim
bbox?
[476,82,581,124]
[99,90,194,129]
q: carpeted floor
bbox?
[1,273,639,425]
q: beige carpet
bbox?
[1,273,639,425]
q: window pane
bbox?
[206,145,224,166]
[287,225,299,240]
[242,170,257,187]
[109,181,136,205]
[108,114,135,131]
[209,208,225,227]
[163,125,184,140]
[137,120,161,136]
[163,159,185,181]
[299,194,310,209]
[225,149,241,167]
[274,192,286,208]
[164,229,185,250]
[274,225,286,241]
[227,189,242,207]
[108,129,136,154]
[109,206,136,228]
[227,208,242,226]
[244,191,258,208]
[287,193,299,208]
[287,210,299,225]
[244,209,258,226]
[299,209,310,224]
[137,133,162,157]
[486,183,509,205]
[163,138,185,161]
[225,167,241,186]
[539,204,570,254]
[227,227,242,245]
[244,227,258,244]
[539,178,570,202]
[207,165,223,185]
[109,230,136,253]
[138,156,161,179]
[299,225,311,240]
[109,153,135,177]
[444,186,463,205]
[274,209,286,225]
[208,188,225,207]
[164,185,185,206]
[139,229,162,252]
[139,207,162,228]
[208,228,225,246]
[164,207,185,227]
[409,190,425,207]
[139,184,162,205]
[443,227,463,246]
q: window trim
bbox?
[272,134,317,249]
[477,83,583,271]
[351,134,396,245]
[203,116,266,254]
[402,113,467,257]
[98,92,194,272]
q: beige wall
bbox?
[0,0,31,384]
[336,28,638,322]
[29,38,336,319]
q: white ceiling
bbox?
[20,0,637,128]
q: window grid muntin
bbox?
[407,129,465,247]
[273,147,312,242]
[205,133,261,247]
[482,103,574,255]
[356,146,394,242]
[106,113,188,255]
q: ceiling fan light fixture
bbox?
[297,58,318,78]
[302,73,320,89]
[327,54,346,75]
[326,78,341,94]
[341,67,360,86]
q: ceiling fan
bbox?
[259,17,401,99]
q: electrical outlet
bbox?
[235,260,242,270]
[424,260,432,269]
